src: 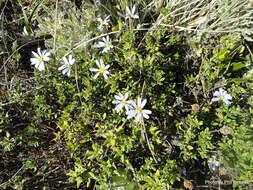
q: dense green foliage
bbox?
[0,0,253,189]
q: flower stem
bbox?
[141,120,158,163]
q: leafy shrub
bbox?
[1,0,253,189]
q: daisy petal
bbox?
[115,104,123,113]
[126,6,131,14]
[37,48,42,57]
[118,92,123,99]
[124,92,129,100]
[104,70,110,75]
[97,42,105,47]
[211,97,220,102]
[129,100,137,108]
[58,64,66,71]
[44,51,51,57]
[143,109,152,115]
[62,68,69,75]
[141,99,147,108]
[225,94,232,100]
[132,5,136,13]
[125,104,131,112]
[32,51,40,59]
[93,72,100,79]
[213,91,221,97]
[38,62,45,71]
[104,65,110,70]
[43,56,50,61]
[142,113,150,119]
[95,60,101,68]
[219,88,224,94]
[67,69,71,77]
[98,25,103,31]
[137,97,142,107]
[35,62,40,69]
[135,114,142,123]
[112,100,120,104]
[41,50,47,55]
[100,59,105,68]
[114,95,121,100]
[69,58,75,65]
[30,58,39,65]
[102,37,106,42]
[103,73,108,79]
[63,57,68,64]
[89,68,99,72]
[127,110,136,119]
[223,99,231,104]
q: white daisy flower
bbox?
[126,97,152,123]
[89,58,110,79]
[112,92,134,113]
[211,88,232,104]
[58,54,75,77]
[126,5,139,19]
[30,48,51,71]
[97,36,113,53]
[220,125,231,135]
[97,15,110,31]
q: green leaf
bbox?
[232,78,248,84]
[118,20,123,30]
[187,145,193,150]
[160,7,171,16]
[149,126,158,134]
[232,62,245,71]
[28,0,45,23]
[25,161,37,172]
[111,176,128,186]
[76,176,83,188]
[12,40,18,52]
[103,113,106,120]
[18,0,32,35]
[126,182,138,190]
[217,49,230,61]
[88,172,96,179]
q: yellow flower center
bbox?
[224,128,229,134]
[100,20,104,24]
[105,43,109,47]
[67,64,71,68]
[136,108,142,114]
[130,14,134,18]
[220,95,225,100]
[39,57,43,62]
[99,68,104,73]
[213,160,216,164]
[121,100,126,104]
